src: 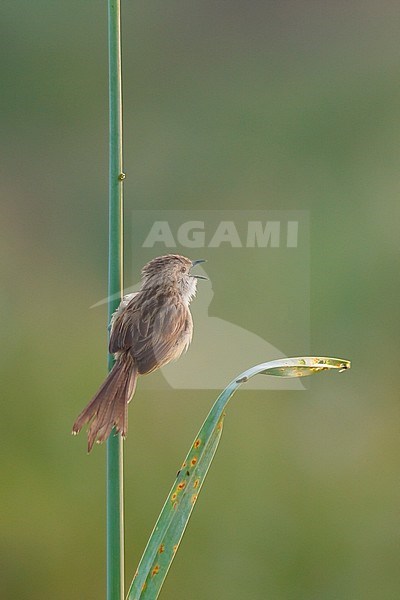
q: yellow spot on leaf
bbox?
[178,481,186,490]
[191,494,198,504]
[152,565,160,577]
[173,545,178,553]
[193,478,200,489]
[171,492,178,502]
[158,544,165,554]
[194,438,201,448]
[190,456,198,467]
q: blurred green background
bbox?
[1,1,399,599]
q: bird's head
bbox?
[141,254,207,303]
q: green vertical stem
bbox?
[107,1,124,599]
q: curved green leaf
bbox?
[126,356,350,600]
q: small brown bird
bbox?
[72,254,206,452]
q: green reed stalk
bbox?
[107,1,125,599]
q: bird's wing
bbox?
[132,299,192,374]
[110,291,192,374]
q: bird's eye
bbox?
[181,266,187,273]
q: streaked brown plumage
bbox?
[72,254,206,452]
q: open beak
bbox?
[190,259,208,280]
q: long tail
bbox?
[72,355,137,452]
